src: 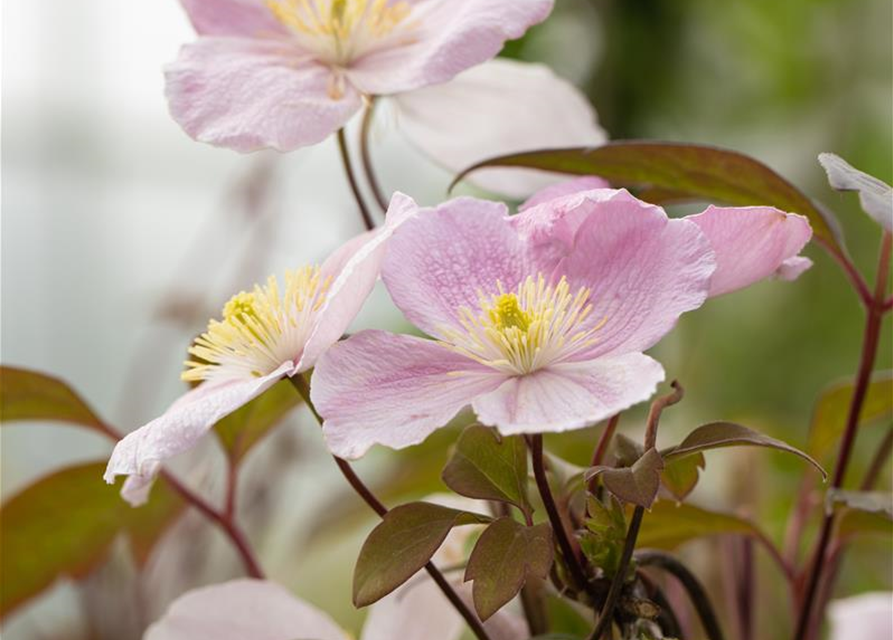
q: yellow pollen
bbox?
[440,275,608,376]
[266,0,413,65]
[182,266,331,383]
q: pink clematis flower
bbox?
[167,0,554,152]
[104,202,414,505]
[312,185,812,459]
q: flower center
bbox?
[182,266,331,383]
[441,274,607,376]
[266,0,413,67]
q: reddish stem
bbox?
[793,232,891,639]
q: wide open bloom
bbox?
[167,0,554,152]
[104,201,414,505]
[313,185,812,458]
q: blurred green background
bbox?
[2,0,890,638]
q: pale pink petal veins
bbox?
[104,363,290,506]
[144,579,348,640]
[686,205,812,297]
[518,176,611,212]
[394,59,606,198]
[382,196,527,340]
[299,193,419,370]
[347,0,554,96]
[166,38,361,152]
[314,330,505,459]
[553,190,715,358]
[178,0,287,38]
[472,353,665,435]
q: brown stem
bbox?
[587,414,621,496]
[96,422,263,578]
[636,551,726,640]
[793,231,891,640]
[289,375,491,640]
[818,238,873,307]
[359,100,390,212]
[586,506,644,640]
[644,381,684,449]
[529,434,594,602]
[638,570,683,638]
[336,127,376,231]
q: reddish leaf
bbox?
[0,367,107,434]
[587,448,664,508]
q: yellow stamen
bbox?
[266,0,413,65]
[182,266,331,383]
[440,275,608,375]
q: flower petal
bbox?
[166,38,361,152]
[554,190,715,357]
[299,193,419,371]
[382,195,527,339]
[179,0,287,38]
[104,363,290,506]
[828,592,893,640]
[819,153,893,232]
[393,59,606,198]
[686,205,813,297]
[313,330,504,459]
[518,176,611,212]
[144,579,348,640]
[347,0,553,96]
[472,353,665,435]
[776,256,813,281]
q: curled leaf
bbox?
[586,448,664,509]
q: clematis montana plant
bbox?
[2,3,891,640]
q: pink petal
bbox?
[144,579,347,640]
[394,59,606,198]
[776,256,813,281]
[179,0,287,38]
[104,363,290,506]
[166,38,361,152]
[299,194,419,370]
[686,205,813,297]
[819,153,893,232]
[382,196,527,339]
[347,0,554,95]
[313,330,504,459]
[553,190,715,357]
[828,592,893,640]
[518,176,611,212]
[472,353,665,435]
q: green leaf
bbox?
[451,141,844,254]
[661,453,705,502]
[544,596,592,637]
[464,518,552,620]
[586,448,664,508]
[0,367,106,433]
[663,422,826,479]
[1,462,190,617]
[442,425,531,515]
[808,372,893,460]
[213,378,302,463]
[828,490,893,540]
[352,502,490,607]
[581,496,627,576]
[635,500,761,549]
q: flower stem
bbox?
[793,231,891,640]
[336,127,376,231]
[359,100,389,212]
[97,422,264,578]
[160,470,264,579]
[529,434,594,603]
[586,505,644,640]
[587,414,621,496]
[636,550,726,640]
[860,426,893,491]
[289,375,492,640]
